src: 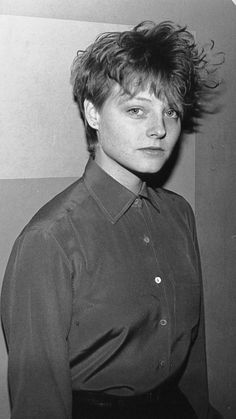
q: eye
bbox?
[127,108,145,118]
[165,108,179,119]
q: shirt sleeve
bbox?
[178,205,223,419]
[1,228,73,419]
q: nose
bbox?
[146,115,166,139]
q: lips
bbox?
[138,147,165,157]
[140,147,164,151]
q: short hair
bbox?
[71,21,222,157]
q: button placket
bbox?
[135,199,171,377]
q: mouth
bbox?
[139,147,165,156]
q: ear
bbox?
[84,99,100,130]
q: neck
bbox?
[95,153,142,195]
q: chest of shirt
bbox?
[59,198,200,337]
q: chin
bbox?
[125,158,167,177]
[140,163,166,175]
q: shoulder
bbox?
[7,178,89,270]
[21,177,88,237]
[155,187,196,227]
[158,187,193,211]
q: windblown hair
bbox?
[71,21,223,156]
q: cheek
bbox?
[100,123,133,150]
[169,123,181,144]
[99,117,121,141]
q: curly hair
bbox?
[71,21,223,156]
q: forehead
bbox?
[107,82,169,105]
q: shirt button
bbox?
[159,360,166,368]
[160,319,167,326]
[134,198,142,208]
[143,235,150,244]
[154,276,162,284]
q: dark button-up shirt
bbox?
[1,159,210,419]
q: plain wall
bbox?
[1,1,235,418]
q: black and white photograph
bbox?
[0,1,235,418]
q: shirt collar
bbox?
[83,159,160,224]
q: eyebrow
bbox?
[117,95,152,104]
[132,97,152,102]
